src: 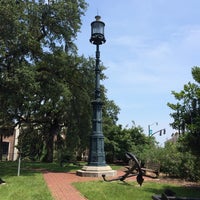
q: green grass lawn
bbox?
[0,173,53,200]
[73,180,200,200]
[0,161,81,200]
[0,161,56,200]
[1,161,200,200]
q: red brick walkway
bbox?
[43,170,152,200]
[43,171,101,200]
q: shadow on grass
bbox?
[142,182,200,198]
[97,180,200,198]
[0,161,85,178]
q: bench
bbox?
[141,161,160,178]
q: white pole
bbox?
[17,153,21,176]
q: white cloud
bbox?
[106,24,200,88]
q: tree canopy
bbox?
[168,66,200,156]
[0,0,89,162]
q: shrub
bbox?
[158,141,200,181]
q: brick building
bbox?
[2,126,19,161]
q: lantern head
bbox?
[90,15,106,45]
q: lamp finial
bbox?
[95,15,101,21]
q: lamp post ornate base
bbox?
[76,165,116,177]
[76,15,116,177]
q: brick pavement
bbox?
[43,171,101,200]
[43,170,152,200]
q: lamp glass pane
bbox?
[92,22,104,34]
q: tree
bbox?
[0,0,87,162]
[168,66,200,156]
[104,120,155,163]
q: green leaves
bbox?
[168,66,200,156]
[192,66,200,83]
[0,0,87,161]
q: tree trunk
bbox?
[42,121,60,163]
[43,132,54,162]
[0,134,3,161]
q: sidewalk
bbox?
[43,171,101,200]
[43,170,149,200]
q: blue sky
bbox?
[76,0,200,145]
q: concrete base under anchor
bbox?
[76,165,117,177]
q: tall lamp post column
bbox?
[88,15,106,166]
[77,16,116,177]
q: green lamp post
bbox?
[88,15,106,166]
[77,16,116,176]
